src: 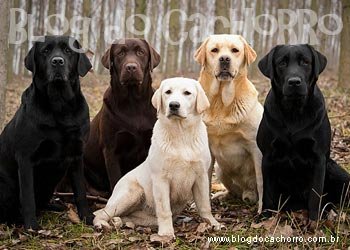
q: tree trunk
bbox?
[214,0,230,34]
[0,0,9,131]
[338,0,350,88]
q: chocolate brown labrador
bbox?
[84,39,160,197]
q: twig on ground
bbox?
[53,192,108,203]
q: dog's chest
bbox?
[164,160,202,204]
[271,136,318,165]
[31,128,83,165]
[209,130,250,169]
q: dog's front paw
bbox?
[79,211,94,225]
[211,222,225,231]
[157,229,175,239]
[93,217,111,230]
[24,218,40,231]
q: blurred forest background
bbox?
[3,0,349,76]
[0,0,350,130]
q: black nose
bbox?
[219,56,231,62]
[288,77,302,86]
[51,56,65,66]
[169,101,180,111]
[125,63,138,73]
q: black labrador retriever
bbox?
[0,36,94,229]
[257,44,350,222]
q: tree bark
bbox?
[0,0,9,131]
[339,0,350,88]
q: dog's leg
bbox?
[93,179,144,229]
[261,157,275,218]
[212,164,242,200]
[250,145,263,214]
[208,150,215,196]
[17,158,39,230]
[152,178,174,238]
[102,148,122,191]
[68,158,94,225]
[308,156,326,221]
[193,172,222,231]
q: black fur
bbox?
[257,44,350,221]
[0,36,94,229]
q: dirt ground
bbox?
[0,72,349,249]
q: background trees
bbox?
[339,0,350,89]
[2,0,348,82]
[0,0,10,130]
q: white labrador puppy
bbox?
[93,77,221,238]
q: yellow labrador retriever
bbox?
[93,77,221,238]
[194,34,263,212]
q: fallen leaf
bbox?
[38,229,51,237]
[251,217,277,230]
[196,223,210,233]
[128,236,142,242]
[273,224,293,237]
[125,221,135,229]
[150,233,173,243]
[67,208,80,224]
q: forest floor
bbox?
[0,72,349,249]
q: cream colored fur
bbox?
[194,34,263,213]
[93,78,222,238]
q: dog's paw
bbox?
[157,229,175,239]
[212,222,225,231]
[93,218,111,230]
[80,212,95,225]
[111,217,123,228]
[24,219,40,231]
[242,191,258,204]
[212,190,230,201]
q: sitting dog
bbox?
[194,35,263,212]
[257,44,350,221]
[0,36,93,229]
[93,78,221,238]
[83,39,160,197]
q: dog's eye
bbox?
[118,51,125,57]
[231,48,239,53]
[183,91,191,96]
[137,50,145,56]
[42,48,50,54]
[279,61,287,67]
[211,48,218,53]
[64,47,72,54]
[300,59,310,66]
[165,90,172,95]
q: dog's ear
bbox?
[239,36,257,66]
[25,43,36,73]
[101,46,112,69]
[306,45,327,78]
[73,40,92,77]
[151,84,162,113]
[195,81,210,113]
[258,46,280,79]
[142,40,161,72]
[194,37,210,66]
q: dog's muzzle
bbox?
[216,56,234,81]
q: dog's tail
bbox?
[324,158,350,204]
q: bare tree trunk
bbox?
[134,0,146,39]
[214,0,230,34]
[338,0,350,88]
[0,0,9,131]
